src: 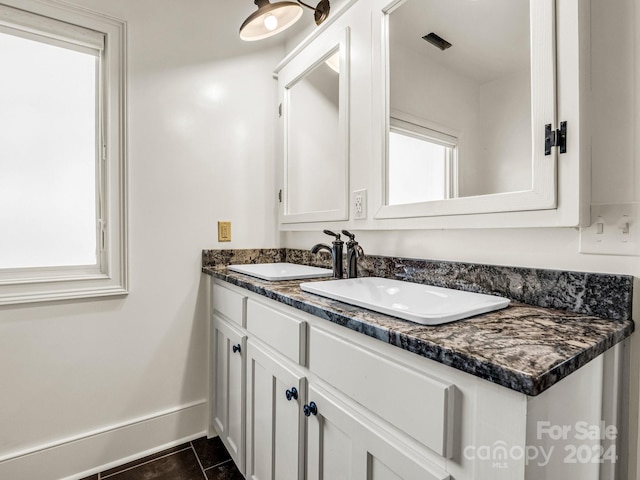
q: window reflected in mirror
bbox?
[387,0,532,204]
[387,118,457,205]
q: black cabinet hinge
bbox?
[278,103,282,118]
[545,121,567,156]
[278,189,283,203]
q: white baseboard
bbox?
[0,399,208,480]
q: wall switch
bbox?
[579,203,639,256]
[353,189,367,220]
[218,221,231,242]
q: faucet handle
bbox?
[323,229,341,240]
[341,230,356,241]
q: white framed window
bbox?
[0,1,127,305]
[387,117,458,206]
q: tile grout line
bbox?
[100,446,192,479]
[203,458,233,472]
[190,442,208,479]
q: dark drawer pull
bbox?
[285,387,298,401]
[303,402,318,417]
[232,344,241,354]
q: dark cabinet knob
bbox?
[285,387,298,401]
[303,401,318,417]
[232,344,241,354]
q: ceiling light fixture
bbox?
[240,0,331,41]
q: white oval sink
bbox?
[227,263,333,281]
[299,277,510,325]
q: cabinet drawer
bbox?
[213,283,246,327]
[246,300,306,365]
[309,327,454,458]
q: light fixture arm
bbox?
[296,0,316,10]
[296,0,330,26]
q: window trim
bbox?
[0,0,128,305]
[387,116,459,205]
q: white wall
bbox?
[0,1,282,478]
[477,70,532,195]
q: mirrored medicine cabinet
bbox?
[277,0,588,229]
[374,0,559,219]
[276,27,350,224]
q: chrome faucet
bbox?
[311,229,344,279]
[342,230,364,278]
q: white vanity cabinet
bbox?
[305,315,453,479]
[244,299,308,480]
[305,382,450,480]
[211,318,246,471]
[210,279,623,479]
[243,297,452,480]
[211,280,451,479]
[245,340,306,480]
[211,284,248,473]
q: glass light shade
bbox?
[240,1,303,41]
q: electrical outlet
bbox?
[218,221,231,242]
[353,189,367,220]
[579,203,639,256]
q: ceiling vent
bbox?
[422,32,452,51]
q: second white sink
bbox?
[299,277,510,325]
[227,263,333,281]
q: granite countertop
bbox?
[203,262,634,397]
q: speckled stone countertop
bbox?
[202,249,635,396]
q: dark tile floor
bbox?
[80,436,243,480]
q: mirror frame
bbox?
[277,27,351,224]
[372,0,558,220]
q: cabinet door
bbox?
[246,340,306,480]
[306,383,450,480]
[275,26,351,225]
[212,316,246,473]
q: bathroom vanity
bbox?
[203,249,633,480]
[205,0,630,477]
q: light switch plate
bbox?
[218,221,231,242]
[579,203,639,256]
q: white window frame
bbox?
[0,0,128,305]
[387,116,459,205]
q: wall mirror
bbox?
[278,28,350,224]
[375,0,559,219]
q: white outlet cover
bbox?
[579,203,640,256]
[353,189,367,220]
